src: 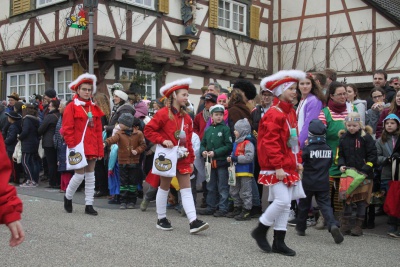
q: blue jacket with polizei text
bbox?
[231,140,254,177]
[302,141,333,191]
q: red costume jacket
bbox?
[144,107,195,169]
[257,98,302,187]
[0,134,23,225]
[62,96,104,158]
[193,111,207,140]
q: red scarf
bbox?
[328,99,346,113]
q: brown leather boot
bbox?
[351,217,364,236]
[340,216,352,235]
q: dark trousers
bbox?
[22,153,39,183]
[95,158,109,194]
[119,164,140,204]
[44,147,60,186]
[297,190,338,231]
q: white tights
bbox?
[259,182,293,231]
[65,172,95,205]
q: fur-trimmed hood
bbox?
[338,125,373,138]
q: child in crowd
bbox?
[375,113,400,237]
[144,77,208,234]
[4,111,22,184]
[19,104,40,187]
[54,100,73,193]
[104,114,146,209]
[226,118,254,220]
[338,112,377,236]
[199,104,233,217]
[295,119,343,244]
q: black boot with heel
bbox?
[272,230,296,256]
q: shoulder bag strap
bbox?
[80,120,89,143]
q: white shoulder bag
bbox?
[66,120,89,170]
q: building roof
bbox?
[364,0,400,26]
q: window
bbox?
[36,0,66,9]
[55,67,73,101]
[116,0,154,10]
[218,0,246,34]
[120,67,157,100]
[7,71,45,101]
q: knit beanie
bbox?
[307,119,326,144]
[45,89,57,99]
[118,113,134,128]
[234,118,251,143]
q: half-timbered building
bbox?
[0,0,399,106]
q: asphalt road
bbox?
[0,185,398,267]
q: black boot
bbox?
[85,205,98,216]
[272,230,296,256]
[64,196,72,213]
[251,223,271,253]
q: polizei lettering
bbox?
[310,150,332,159]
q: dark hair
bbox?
[325,81,346,103]
[373,69,387,81]
[325,68,337,81]
[346,83,359,100]
[369,87,385,97]
[313,72,327,86]
[299,74,325,103]
[35,94,42,101]
[132,117,141,128]
[22,104,38,117]
[50,99,60,110]
[381,119,400,143]
[14,102,24,114]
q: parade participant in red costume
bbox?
[62,73,104,216]
[0,134,25,247]
[251,70,306,256]
[144,78,209,234]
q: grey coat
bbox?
[376,135,397,180]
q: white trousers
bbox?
[259,182,293,231]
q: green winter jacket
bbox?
[200,122,233,161]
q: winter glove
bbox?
[108,170,113,176]
[360,164,373,176]
[231,155,238,163]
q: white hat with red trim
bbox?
[260,70,306,97]
[160,78,192,98]
[68,73,97,94]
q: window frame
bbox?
[7,70,45,101]
[54,67,73,101]
[36,0,67,9]
[120,67,157,100]
[218,0,247,35]
[115,0,155,10]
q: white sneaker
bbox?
[307,217,316,227]
[287,209,296,222]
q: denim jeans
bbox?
[251,177,261,207]
[22,153,39,183]
[206,166,229,212]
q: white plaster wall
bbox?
[131,15,155,43]
[376,13,395,29]
[330,0,344,12]
[301,17,326,38]
[249,45,268,70]
[169,0,184,21]
[144,25,157,47]
[355,33,372,70]
[280,0,303,19]
[349,9,373,32]
[192,31,210,58]
[108,6,127,40]
[3,20,29,49]
[330,13,350,34]
[105,64,116,80]
[0,1,10,19]
[280,20,300,41]
[215,36,236,64]
[376,30,400,70]
[36,13,56,44]
[296,39,326,71]
[329,36,362,72]
[305,0,326,15]
[161,25,175,50]
[236,41,251,66]
[97,4,117,39]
